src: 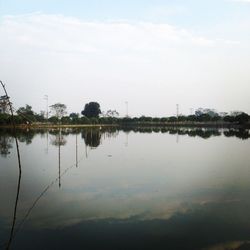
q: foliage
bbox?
[80,116,91,124]
[234,112,249,124]
[61,116,71,124]
[82,129,101,147]
[17,104,34,116]
[69,113,79,119]
[81,102,101,118]
[16,104,37,122]
[48,116,59,124]
[0,102,249,127]
[152,117,160,122]
[50,103,67,120]
[160,117,168,122]
[0,95,10,114]
[102,109,119,118]
[168,116,177,122]
[195,108,218,117]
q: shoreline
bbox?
[0,122,249,129]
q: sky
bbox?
[0,0,250,117]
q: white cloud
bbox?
[0,13,248,116]
[0,13,236,55]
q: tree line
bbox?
[0,102,249,126]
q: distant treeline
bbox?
[0,103,250,127]
[1,113,250,127]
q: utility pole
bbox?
[176,104,179,118]
[125,101,128,117]
[44,95,48,122]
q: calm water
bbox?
[0,127,250,250]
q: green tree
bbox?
[69,113,80,124]
[235,112,249,125]
[61,116,71,124]
[168,116,177,122]
[17,104,34,116]
[48,116,59,124]
[69,113,79,119]
[50,103,67,120]
[103,109,119,118]
[81,102,101,118]
[16,104,36,123]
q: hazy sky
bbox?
[0,0,250,117]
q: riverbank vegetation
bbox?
[0,102,250,127]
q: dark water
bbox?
[0,127,250,250]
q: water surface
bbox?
[0,127,250,250]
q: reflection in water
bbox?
[12,163,77,242]
[81,129,101,148]
[3,129,83,247]
[0,80,22,250]
[125,131,129,147]
[83,127,119,157]
[1,127,250,249]
[224,128,250,140]
[0,127,249,148]
[50,129,67,147]
[5,167,21,250]
[76,133,78,168]
[120,127,250,140]
[50,129,67,188]
[0,135,13,157]
[45,130,49,154]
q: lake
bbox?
[0,127,250,250]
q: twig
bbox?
[0,80,22,250]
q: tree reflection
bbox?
[0,135,13,157]
[120,127,250,140]
[75,133,78,167]
[50,131,67,147]
[16,129,35,145]
[81,129,101,148]
[50,129,67,188]
[224,129,250,140]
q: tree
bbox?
[16,104,36,123]
[195,108,218,117]
[69,113,79,119]
[50,103,67,120]
[48,116,59,124]
[17,104,34,116]
[69,113,80,124]
[102,109,119,118]
[61,116,71,124]
[235,112,249,125]
[81,102,101,118]
[0,95,10,114]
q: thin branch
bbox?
[0,80,22,250]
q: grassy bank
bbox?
[0,121,249,129]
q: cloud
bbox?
[0,13,236,56]
[0,13,248,116]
